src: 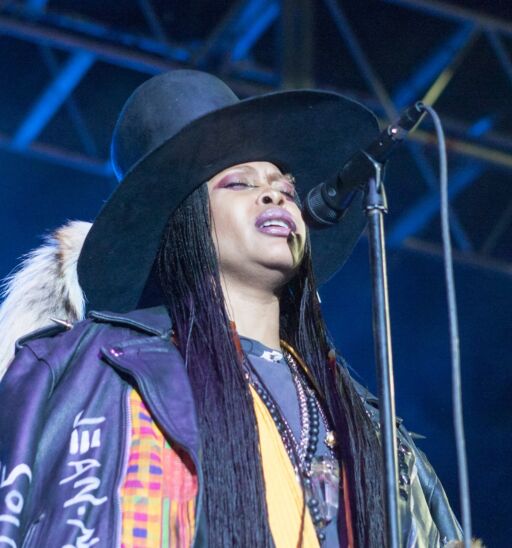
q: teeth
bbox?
[262,220,289,229]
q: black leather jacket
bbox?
[0,306,461,547]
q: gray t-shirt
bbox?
[240,336,342,547]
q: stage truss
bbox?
[0,0,511,273]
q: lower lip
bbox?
[257,225,292,237]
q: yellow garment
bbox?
[251,385,320,548]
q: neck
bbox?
[220,276,281,350]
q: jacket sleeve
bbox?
[406,431,463,542]
[352,375,462,546]
[0,343,54,546]
[397,423,463,546]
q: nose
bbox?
[258,187,285,206]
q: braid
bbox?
[280,239,385,546]
[158,183,385,546]
[157,183,274,547]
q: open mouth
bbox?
[255,207,297,237]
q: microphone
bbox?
[303,102,426,227]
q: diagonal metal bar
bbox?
[1,9,512,171]
[136,0,169,44]
[420,28,480,107]
[387,115,496,248]
[410,128,512,171]
[392,24,477,108]
[323,0,397,118]
[486,31,512,87]
[0,131,112,177]
[12,50,95,150]
[383,0,512,38]
[232,0,277,39]
[230,1,279,62]
[0,10,275,92]
[406,142,473,251]
[0,13,182,73]
[190,1,244,65]
[1,3,190,63]
[393,23,481,245]
[386,161,485,248]
[480,198,512,255]
[25,0,48,10]
[404,238,512,276]
[193,0,278,66]
[39,46,98,157]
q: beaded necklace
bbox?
[243,344,340,543]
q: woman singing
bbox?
[0,70,461,547]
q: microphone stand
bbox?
[363,157,401,547]
[304,103,428,546]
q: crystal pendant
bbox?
[306,456,340,524]
[324,430,336,449]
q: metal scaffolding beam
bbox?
[405,142,473,252]
[136,0,169,43]
[192,0,279,67]
[39,46,98,157]
[404,237,512,277]
[323,0,397,117]
[12,50,95,150]
[386,161,485,248]
[486,31,512,87]
[25,0,48,11]
[0,0,510,273]
[231,0,279,62]
[387,116,497,247]
[384,0,512,37]
[0,13,182,73]
[1,4,510,157]
[0,131,112,176]
[282,0,314,88]
[391,24,477,108]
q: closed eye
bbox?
[224,181,295,200]
[273,184,296,200]
[280,189,296,199]
[224,181,255,190]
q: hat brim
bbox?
[78,89,379,312]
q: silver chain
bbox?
[283,350,311,462]
[283,350,336,460]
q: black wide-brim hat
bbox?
[78,70,379,313]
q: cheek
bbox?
[209,198,248,251]
[291,204,307,240]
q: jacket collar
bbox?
[87,306,399,423]
[88,305,172,338]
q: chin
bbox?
[265,243,304,272]
[260,258,301,287]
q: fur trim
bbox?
[445,540,485,548]
[0,221,90,380]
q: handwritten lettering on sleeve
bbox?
[59,411,108,548]
[0,463,32,547]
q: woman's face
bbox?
[207,161,306,290]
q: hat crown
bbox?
[111,70,239,180]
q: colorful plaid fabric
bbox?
[120,389,198,548]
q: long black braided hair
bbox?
[157,182,385,547]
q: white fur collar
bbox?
[0,221,90,379]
